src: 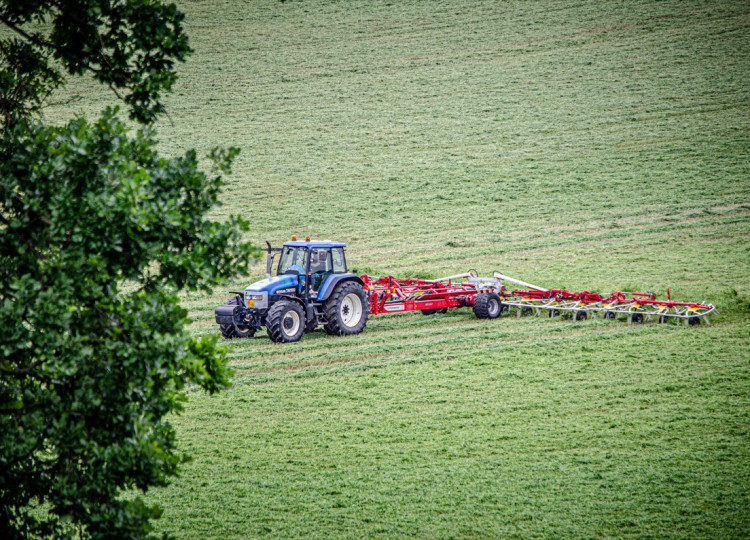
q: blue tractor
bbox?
[214,237,368,343]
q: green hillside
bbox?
[47,0,750,537]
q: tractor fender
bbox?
[317,274,364,302]
[268,294,305,309]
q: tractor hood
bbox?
[245,275,298,295]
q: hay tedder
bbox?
[214,237,715,343]
[363,272,715,325]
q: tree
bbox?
[0,1,256,537]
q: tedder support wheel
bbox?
[631,313,644,323]
[219,297,256,339]
[324,281,369,336]
[574,310,587,321]
[473,292,502,319]
[266,300,305,343]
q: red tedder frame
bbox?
[510,287,712,310]
[361,272,498,315]
[359,271,715,324]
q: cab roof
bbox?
[282,240,347,249]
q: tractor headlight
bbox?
[245,292,267,309]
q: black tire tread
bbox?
[324,282,369,336]
[220,324,236,339]
[266,300,305,343]
[473,292,502,319]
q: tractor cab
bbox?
[277,239,348,294]
[215,236,367,343]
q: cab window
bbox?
[332,248,346,273]
[309,248,332,274]
[278,247,307,275]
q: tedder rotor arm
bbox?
[492,272,548,292]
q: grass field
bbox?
[47,0,750,537]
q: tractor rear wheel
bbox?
[266,300,306,343]
[473,292,502,319]
[219,297,256,339]
[324,282,368,336]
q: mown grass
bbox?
[46,0,750,537]
[155,311,750,538]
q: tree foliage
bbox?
[0,1,257,537]
[0,0,189,125]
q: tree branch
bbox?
[0,399,45,417]
[0,14,103,75]
[0,360,44,379]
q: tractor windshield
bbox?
[278,246,308,275]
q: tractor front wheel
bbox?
[266,300,306,343]
[324,282,368,336]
